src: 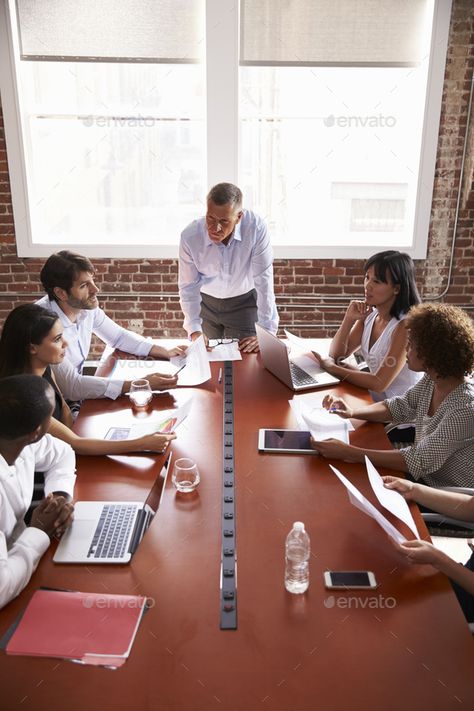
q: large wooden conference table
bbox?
[1,354,473,710]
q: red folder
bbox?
[6,589,147,667]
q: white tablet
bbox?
[257,429,317,454]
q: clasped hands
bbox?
[30,493,75,539]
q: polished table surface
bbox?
[1,354,473,711]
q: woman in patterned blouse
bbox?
[311,303,474,488]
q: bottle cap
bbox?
[293,521,305,531]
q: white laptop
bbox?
[53,455,171,564]
[255,324,339,392]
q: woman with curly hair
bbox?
[312,303,474,488]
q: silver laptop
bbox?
[54,455,171,564]
[256,324,339,391]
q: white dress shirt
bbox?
[0,435,76,609]
[36,295,154,400]
[178,209,279,336]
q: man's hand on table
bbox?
[238,336,259,353]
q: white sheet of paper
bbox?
[284,330,332,357]
[105,399,193,441]
[284,329,360,370]
[329,465,407,544]
[170,336,211,385]
[289,400,354,443]
[207,341,242,362]
[364,456,420,539]
[109,338,211,386]
[282,330,328,376]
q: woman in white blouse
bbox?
[313,250,421,401]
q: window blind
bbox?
[16,0,204,63]
[240,0,430,67]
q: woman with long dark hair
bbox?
[313,250,421,401]
[0,304,175,455]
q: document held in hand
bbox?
[289,399,354,444]
[329,458,420,544]
[5,589,148,668]
[109,336,211,386]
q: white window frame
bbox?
[0,0,452,259]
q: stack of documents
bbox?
[4,589,148,668]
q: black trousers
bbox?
[200,289,258,339]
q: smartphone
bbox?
[258,429,317,454]
[323,571,377,589]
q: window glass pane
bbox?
[18,61,206,246]
[239,64,429,248]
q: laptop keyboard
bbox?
[289,361,318,387]
[87,504,136,559]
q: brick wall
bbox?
[0,0,473,358]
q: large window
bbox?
[1,0,206,256]
[0,0,452,258]
[20,61,205,249]
[240,66,426,251]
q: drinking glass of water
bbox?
[129,379,152,409]
[172,458,200,493]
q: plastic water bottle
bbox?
[285,522,310,594]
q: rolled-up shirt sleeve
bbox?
[397,409,474,481]
[178,236,204,336]
[251,220,279,334]
[52,355,124,401]
[93,310,152,357]
[0,527,50,610]
[33,435,76,498]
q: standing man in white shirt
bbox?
[0,375,76,609]
[178,183,279,353]
[37,251,186,401]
